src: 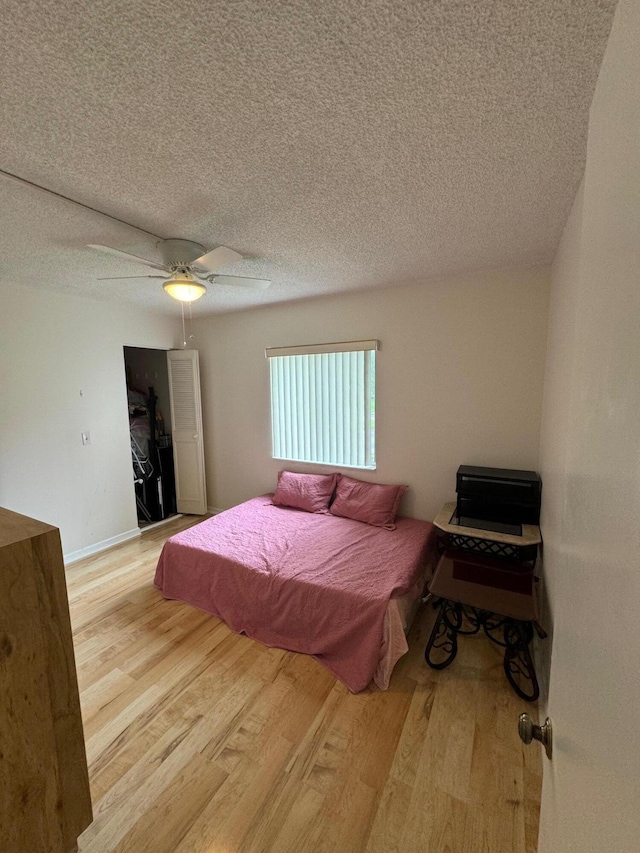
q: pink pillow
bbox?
[329,475,407,529]
[272,470,338,514]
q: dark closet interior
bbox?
[124,346,177,526]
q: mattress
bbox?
[154,495,437,692]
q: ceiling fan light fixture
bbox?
[163,271,206,302]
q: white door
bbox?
[537,4,640,850]
[167,349,207,515]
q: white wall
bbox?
[193,267,550,520]
[537,1,640,850]
[0,284,179,559]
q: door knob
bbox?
[518,713,552,759]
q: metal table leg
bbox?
[425,602,541,701]
[502,620,540,702]
[425,599,463,670]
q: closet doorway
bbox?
[124,346,177,528]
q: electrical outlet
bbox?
[81,431,91,445]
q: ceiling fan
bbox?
[87,238,271,301]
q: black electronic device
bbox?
[456,465,541,535]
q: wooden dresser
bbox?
[0,507,92,852]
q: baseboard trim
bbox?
[64,527,141,566]
[207,506,224,515]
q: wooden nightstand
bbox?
[0,508,92,851]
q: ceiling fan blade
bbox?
[192,245,243,274]
[211,274,271,290]
[87,244,167,272]
[97,275,166,280]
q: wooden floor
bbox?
[67,515,542,853]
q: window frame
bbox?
[266,340,378,471]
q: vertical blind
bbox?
[267,342,377,470]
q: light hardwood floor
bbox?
[67,515,542,853]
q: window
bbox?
[266,340,377,470]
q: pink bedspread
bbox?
[154,495,436,692]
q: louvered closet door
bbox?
[167,349,207,515]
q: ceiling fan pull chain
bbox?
[181,301,187,348]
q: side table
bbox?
[425,503,545,701]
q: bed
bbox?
[154,494,437,692]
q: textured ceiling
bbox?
[0,0,617,316]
